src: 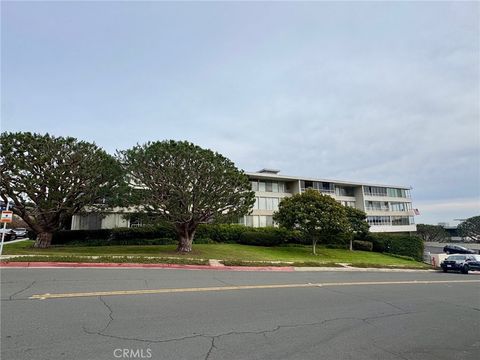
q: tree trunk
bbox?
[176,224,196,253]
[34,232,53,248]
[349,238,353,251]
[312,239,317,255]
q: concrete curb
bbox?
[0,261,295,272]
[0,261,436,272]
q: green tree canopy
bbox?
[0,132,124,248]
[416,224,450,242]
[458,216,480,242]
[273,189,351,254]
[118,140,255,252]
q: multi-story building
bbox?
[71,169,417,233]
[240,169,416,233]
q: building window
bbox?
[335,186,355,197]
[258,181,266,192]
[272,182,278,192]
[255,197,281,210]
[365,201,389,211]
[252,181,286,193]
[387,188,410,198]
[129,218,143,228]
[79,214,102,230]
[366,216,391,226]
[389,202,412,211]
[265,182,272,192]
[364,186,388,197]
[266,216,273,226]
[391,216,412,226]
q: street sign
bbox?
[0,211,13,223]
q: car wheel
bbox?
[442,268,447,273]
[461,265,469,274]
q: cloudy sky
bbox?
[2,1,479,225]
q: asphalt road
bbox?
[1,268,479,360]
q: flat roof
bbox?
[245,171,412,190]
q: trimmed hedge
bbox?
[353,240,373,252]
[195,224,248,243]
[52,229,112,245]
[50,224,177,246]
[237,228,291,247]
[49,224,306,247]
[365,233,424,261]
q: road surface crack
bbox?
[213,277,235,286]
[325,287,407,313]
[205,337,217,360]
[98,296,115,332]
[9,281,36,300]
[82,313,415,359]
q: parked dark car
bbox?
[443,244,476,255]
[441,254,480,274]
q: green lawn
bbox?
[2,240,429,269]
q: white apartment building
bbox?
[71,169,417,233]
[240,169,416,233]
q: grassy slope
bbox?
[3,240,429,268]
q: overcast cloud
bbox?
[1,1,479,224]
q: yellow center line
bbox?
[29,279,480,300]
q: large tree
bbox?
[344,206,370,250]
[458,216,480,242]
[416,224,450,242]
[0,132,124,248]
[273,189,351,255]
[118,140,255,252]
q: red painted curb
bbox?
[0,261,294,272]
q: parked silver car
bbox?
[13,228,28,238]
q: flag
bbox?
[413,209,420,215]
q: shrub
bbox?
[110,224,176,242]
[52,229,112,245]
[366,233,424,261]
[51,224,176,246]
[320,232,352,248]
[238,229,286,246]
[353,240,373,251]
[195,224,248,243]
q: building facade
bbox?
[239,169,416,233]
[72,169,417,233]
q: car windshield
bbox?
[447,255,465,261]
